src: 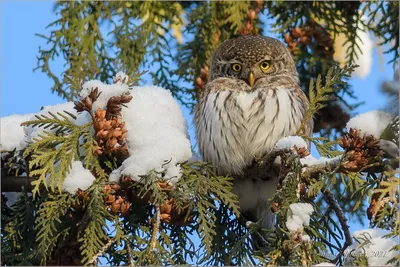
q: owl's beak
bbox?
[248,72,256,87]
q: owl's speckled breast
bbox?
[196,87,304,175]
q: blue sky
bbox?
[1,0,396,250]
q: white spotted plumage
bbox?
[198,87,305,176]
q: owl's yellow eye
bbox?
[231,63,242,72]
[260,61,270,71]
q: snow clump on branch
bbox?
[109,84,192,185]
[275,136,308,150]
[63,161,96,194]
[286,202,314,232]
[346,110,393,138]
[1,113,35,151]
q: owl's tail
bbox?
[242,208,276,250]
[252,214,276,250]
[232,177,279,250]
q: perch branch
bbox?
[242,148,292,181]
[150,205,161,251]
[323,189,353,264]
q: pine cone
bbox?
[93,108,129,156]
[106,94,133,119]
[158,197,192,226]
[74,87,101,113]
[195,66,209,91]
[339,128,383,173]
[284,20,334,59]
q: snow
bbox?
[62,161,96,194]
[300,155,341,166]
[109,84,192,185]
[1,113,35,151]
[113,71,129,84]
[302,234,311,242]
[286,203,314,232]
[275,136,308,150]
[313,263,336,266]
[346,110,393,138]
[344,228,399,266]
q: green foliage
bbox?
[1,191,38,265]
[297,64,356,135]
[79,182,111,265]
[22,111,93,196]
[35,192,73,264]
[363,1,399,65]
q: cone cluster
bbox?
[157,182,192,226]
[339,128,383,173]
[74,87,132,156]
[74,87,102,114]
[104,183,131,216]
[284,20,334,58]
[195,66,209,92]
[106,94,133,119]
[93,108,129,156]
[238,0,263,35]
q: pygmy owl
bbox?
[195,35,313,242]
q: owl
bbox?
[195,35,313,244]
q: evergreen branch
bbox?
[24,126,86,196]
[323,189,352,264]
[21,111,78,134]
[2,191,37,265]
[297,65,356,135]
[34,192,72,264]
[88,238,113,265]
[79,182,111,265]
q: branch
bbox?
[1,171,34,192]
[323,189,352,264]
[302,157,341,179]
[125,237,135,266]
[88,238,113,265]
[150,205,161,251]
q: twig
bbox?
[125,237,135,266]
[150,205,161,251]
[323,189,352,264]
[302,158,341,179]
[88,238,113,265]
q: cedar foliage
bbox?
[1,1,399,266]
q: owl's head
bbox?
[209,35,298,88]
